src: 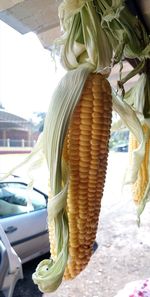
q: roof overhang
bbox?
[0,1,150,51]
[0,0,62,50]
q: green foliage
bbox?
[33,112,46,132]
[109,129,129,150]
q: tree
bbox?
[0,102,5,109]
[34,112,46,132]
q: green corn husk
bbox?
[124,73,147,114]
[112,89,146,185]
[56,0,113,72]
[122,70,150,219]
[95,0,150,63]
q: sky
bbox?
[0,20,65,120]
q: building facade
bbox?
[0,110,38,148]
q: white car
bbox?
[0,176,98,296]
[0,175,49,263]
[0,223,23,297]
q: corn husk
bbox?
[112,89,146,185]
[56,0,113,73]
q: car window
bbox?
[0,182,47,217]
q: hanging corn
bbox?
[129,124,150,214]
[2,0,150,294]
[32,0,150,292]
[50,72,112,281]
[32,0,113,292]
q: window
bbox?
[0,182,47,217]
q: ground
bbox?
[1,152,150,297]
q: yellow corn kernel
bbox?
[49,73,112,280]
[129,124,150,204]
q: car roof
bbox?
[0,174,25,183]
[0,174,48,196]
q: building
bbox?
[0,109,38,148]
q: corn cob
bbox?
[48,72,112,280]
[129,124,150,204]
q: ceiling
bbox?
[0,0,149,51]
[0,0,62,50]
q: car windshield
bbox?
[0,182,46,217]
